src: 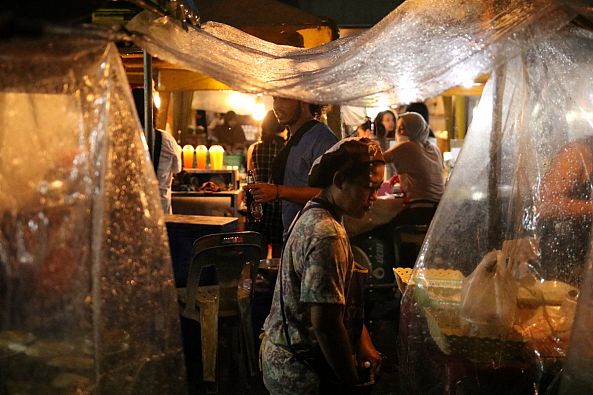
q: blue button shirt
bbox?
[282,122,338,234]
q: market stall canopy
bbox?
[127,0,591,107]
[130,0,336,91]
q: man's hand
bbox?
[310,303,359,387]
[357,325,382,385]
[244,183,277,203]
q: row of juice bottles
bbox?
[182,144,225,169]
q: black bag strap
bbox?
[279,202,321,362]
[271,120,319,185]
[153,129,163,174]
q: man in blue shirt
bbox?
[246,97,338,236]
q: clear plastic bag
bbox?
[460,250,518,337]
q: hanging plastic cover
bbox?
[0,38,186,394]
[127,0,580,107]
[559,257,593,393]
[398,23,593,393]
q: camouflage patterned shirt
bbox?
[262,201,354,394]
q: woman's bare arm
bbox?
[540,141,593,219]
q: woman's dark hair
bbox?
[360,119,371,131]
[373,110,396,138]
[405,102,429,123]
[308,104,324,119]
[260,110,284,141]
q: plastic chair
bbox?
[179,231,261,393]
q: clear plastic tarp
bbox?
[0,38,186,394]
[127,0,584,107]
[399,24,593,393]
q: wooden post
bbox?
[443,96,453,152]
[454,95,466,140]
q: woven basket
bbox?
[424,307,527,363]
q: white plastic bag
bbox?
[460,249,518,336]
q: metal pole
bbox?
[143,50,154,160]
[488,64,506,250]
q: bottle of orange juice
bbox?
[195,145,208,169]
[209,145,224,170]
[182,145,195,169]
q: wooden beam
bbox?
[441,84,485,97]
[156,69,232,91]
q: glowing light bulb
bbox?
[252,103,266,121]
[153,91,161,109]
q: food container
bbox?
[395,267,464,307]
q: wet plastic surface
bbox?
[0,38,186,394]
[399,24,593,394]
[127,0,584,107]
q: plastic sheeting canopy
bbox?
[0,38,186,394]
[127,0,585,107]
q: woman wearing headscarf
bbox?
[383,112,445,204]
[262,137,383,394]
